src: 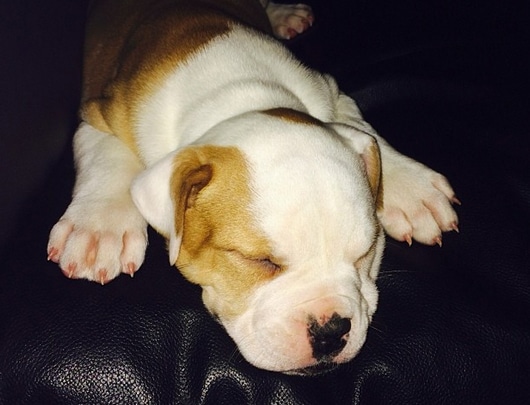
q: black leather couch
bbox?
[1,0,529,403]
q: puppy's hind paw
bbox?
[266,3,314,40]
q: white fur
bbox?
[47,123,147,283]
[135,26,337,166]
[49,3,458,373]
[130,151,182,266]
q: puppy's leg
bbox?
[47,122,147,284]
[335,93,460,246]
[261,1,314,39]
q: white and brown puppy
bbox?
[47,0,459,374]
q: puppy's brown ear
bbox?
[359,138,384,212]
[168,149,213,264]
[131,147,213,265]
[332,124,384,211]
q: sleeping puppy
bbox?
[47,0,459,375]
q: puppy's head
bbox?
[131,111,384,375]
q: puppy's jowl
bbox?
[48,0,459,374]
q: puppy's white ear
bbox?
[131,147,213,265]
[332,123,384,210]
[131,151,180,264]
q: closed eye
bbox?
[253,257,282,273]
[225,249,283,274]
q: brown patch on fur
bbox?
[264,108,324,126]
[170,146,278,318]
[363,141,384,212]
[80,0,272,154]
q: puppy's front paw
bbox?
[266,3,314,40]
[47,199,147,284]
[379,158,460,246]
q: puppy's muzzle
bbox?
[308,313,351,360]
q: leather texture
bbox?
[1,0,529,403]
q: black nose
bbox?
[308,313,351,360]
